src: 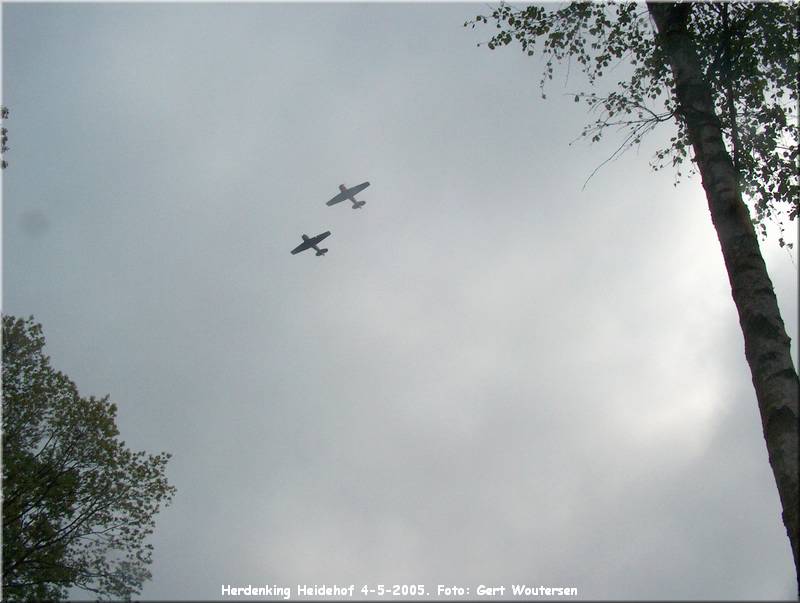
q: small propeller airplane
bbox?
[291,231,331,256]
[326,181,370,209]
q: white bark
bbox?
[648,2,799,592]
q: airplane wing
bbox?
[291,240,312,255]
[326,190,349,206]
[313,231,332,244]
[347,181,370,196]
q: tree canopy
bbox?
[466,1,798,246]
[2,315,176,601]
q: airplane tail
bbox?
[316,248,328,256]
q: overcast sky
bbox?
[2,2,798,600]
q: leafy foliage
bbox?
[465,2,798,246]
[2,315,176,601]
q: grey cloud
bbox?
[3,3,796,601]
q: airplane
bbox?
[291,231,331,256]
[326,181,370,209]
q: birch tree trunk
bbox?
[647,2,799,591]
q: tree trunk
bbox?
[647,2,799,592]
